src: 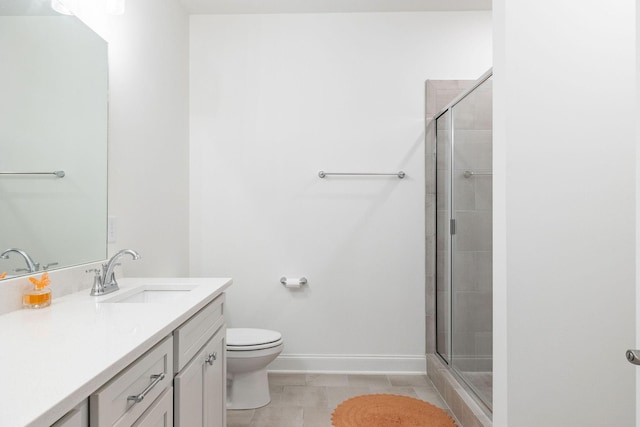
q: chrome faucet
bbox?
[90,249,141,296]
[0,248,38,273]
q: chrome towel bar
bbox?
[318,171,405,179]
[0,171,65,178]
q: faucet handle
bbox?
[42,262,58,270]
[87,268,102,280]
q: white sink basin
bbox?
[103,284,197,303]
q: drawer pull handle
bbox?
[127,373,165,404]
[205,352,217,365]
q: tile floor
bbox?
[227,372,456,427]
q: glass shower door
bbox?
[450,76,493,409]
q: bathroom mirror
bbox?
[0,0,108,278]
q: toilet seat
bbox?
[227,328,283,351]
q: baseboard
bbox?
[269,353,426,374]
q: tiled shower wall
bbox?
[449,80,493,371]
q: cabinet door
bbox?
[132,387,173,427]
[174,326,226,427]
[204,327,225,427]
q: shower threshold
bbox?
[427,354,492,427]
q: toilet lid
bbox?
[227,328,282,347]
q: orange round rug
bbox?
[331,394,457,427]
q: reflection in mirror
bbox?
[0,0,108,279]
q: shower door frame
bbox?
[433,68,493,413]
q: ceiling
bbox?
[179,0,492,14]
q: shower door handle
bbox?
[626,349,640,365]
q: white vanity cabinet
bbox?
[0,278,232,427]
[90,337,174,426]
[83,293,226,427]
[174,295,226,427]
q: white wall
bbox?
[494,1,636,426]
[70,0,191,276]
[190,12,492,372]
[106,0,191,276]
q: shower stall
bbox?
[429,70,493,414]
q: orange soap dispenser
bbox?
[23,272,52,309]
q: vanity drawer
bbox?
[90,336,173,427]
[173,294,224,373]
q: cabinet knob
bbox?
[205,352,217,365]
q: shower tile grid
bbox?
[227,373,458,427]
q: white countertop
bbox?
[0,277,232,427]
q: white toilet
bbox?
[226,328,284,410]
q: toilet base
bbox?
[227,367,271,410]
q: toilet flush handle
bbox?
[205,352,217,365]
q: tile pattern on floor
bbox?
[227,373,455,427]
